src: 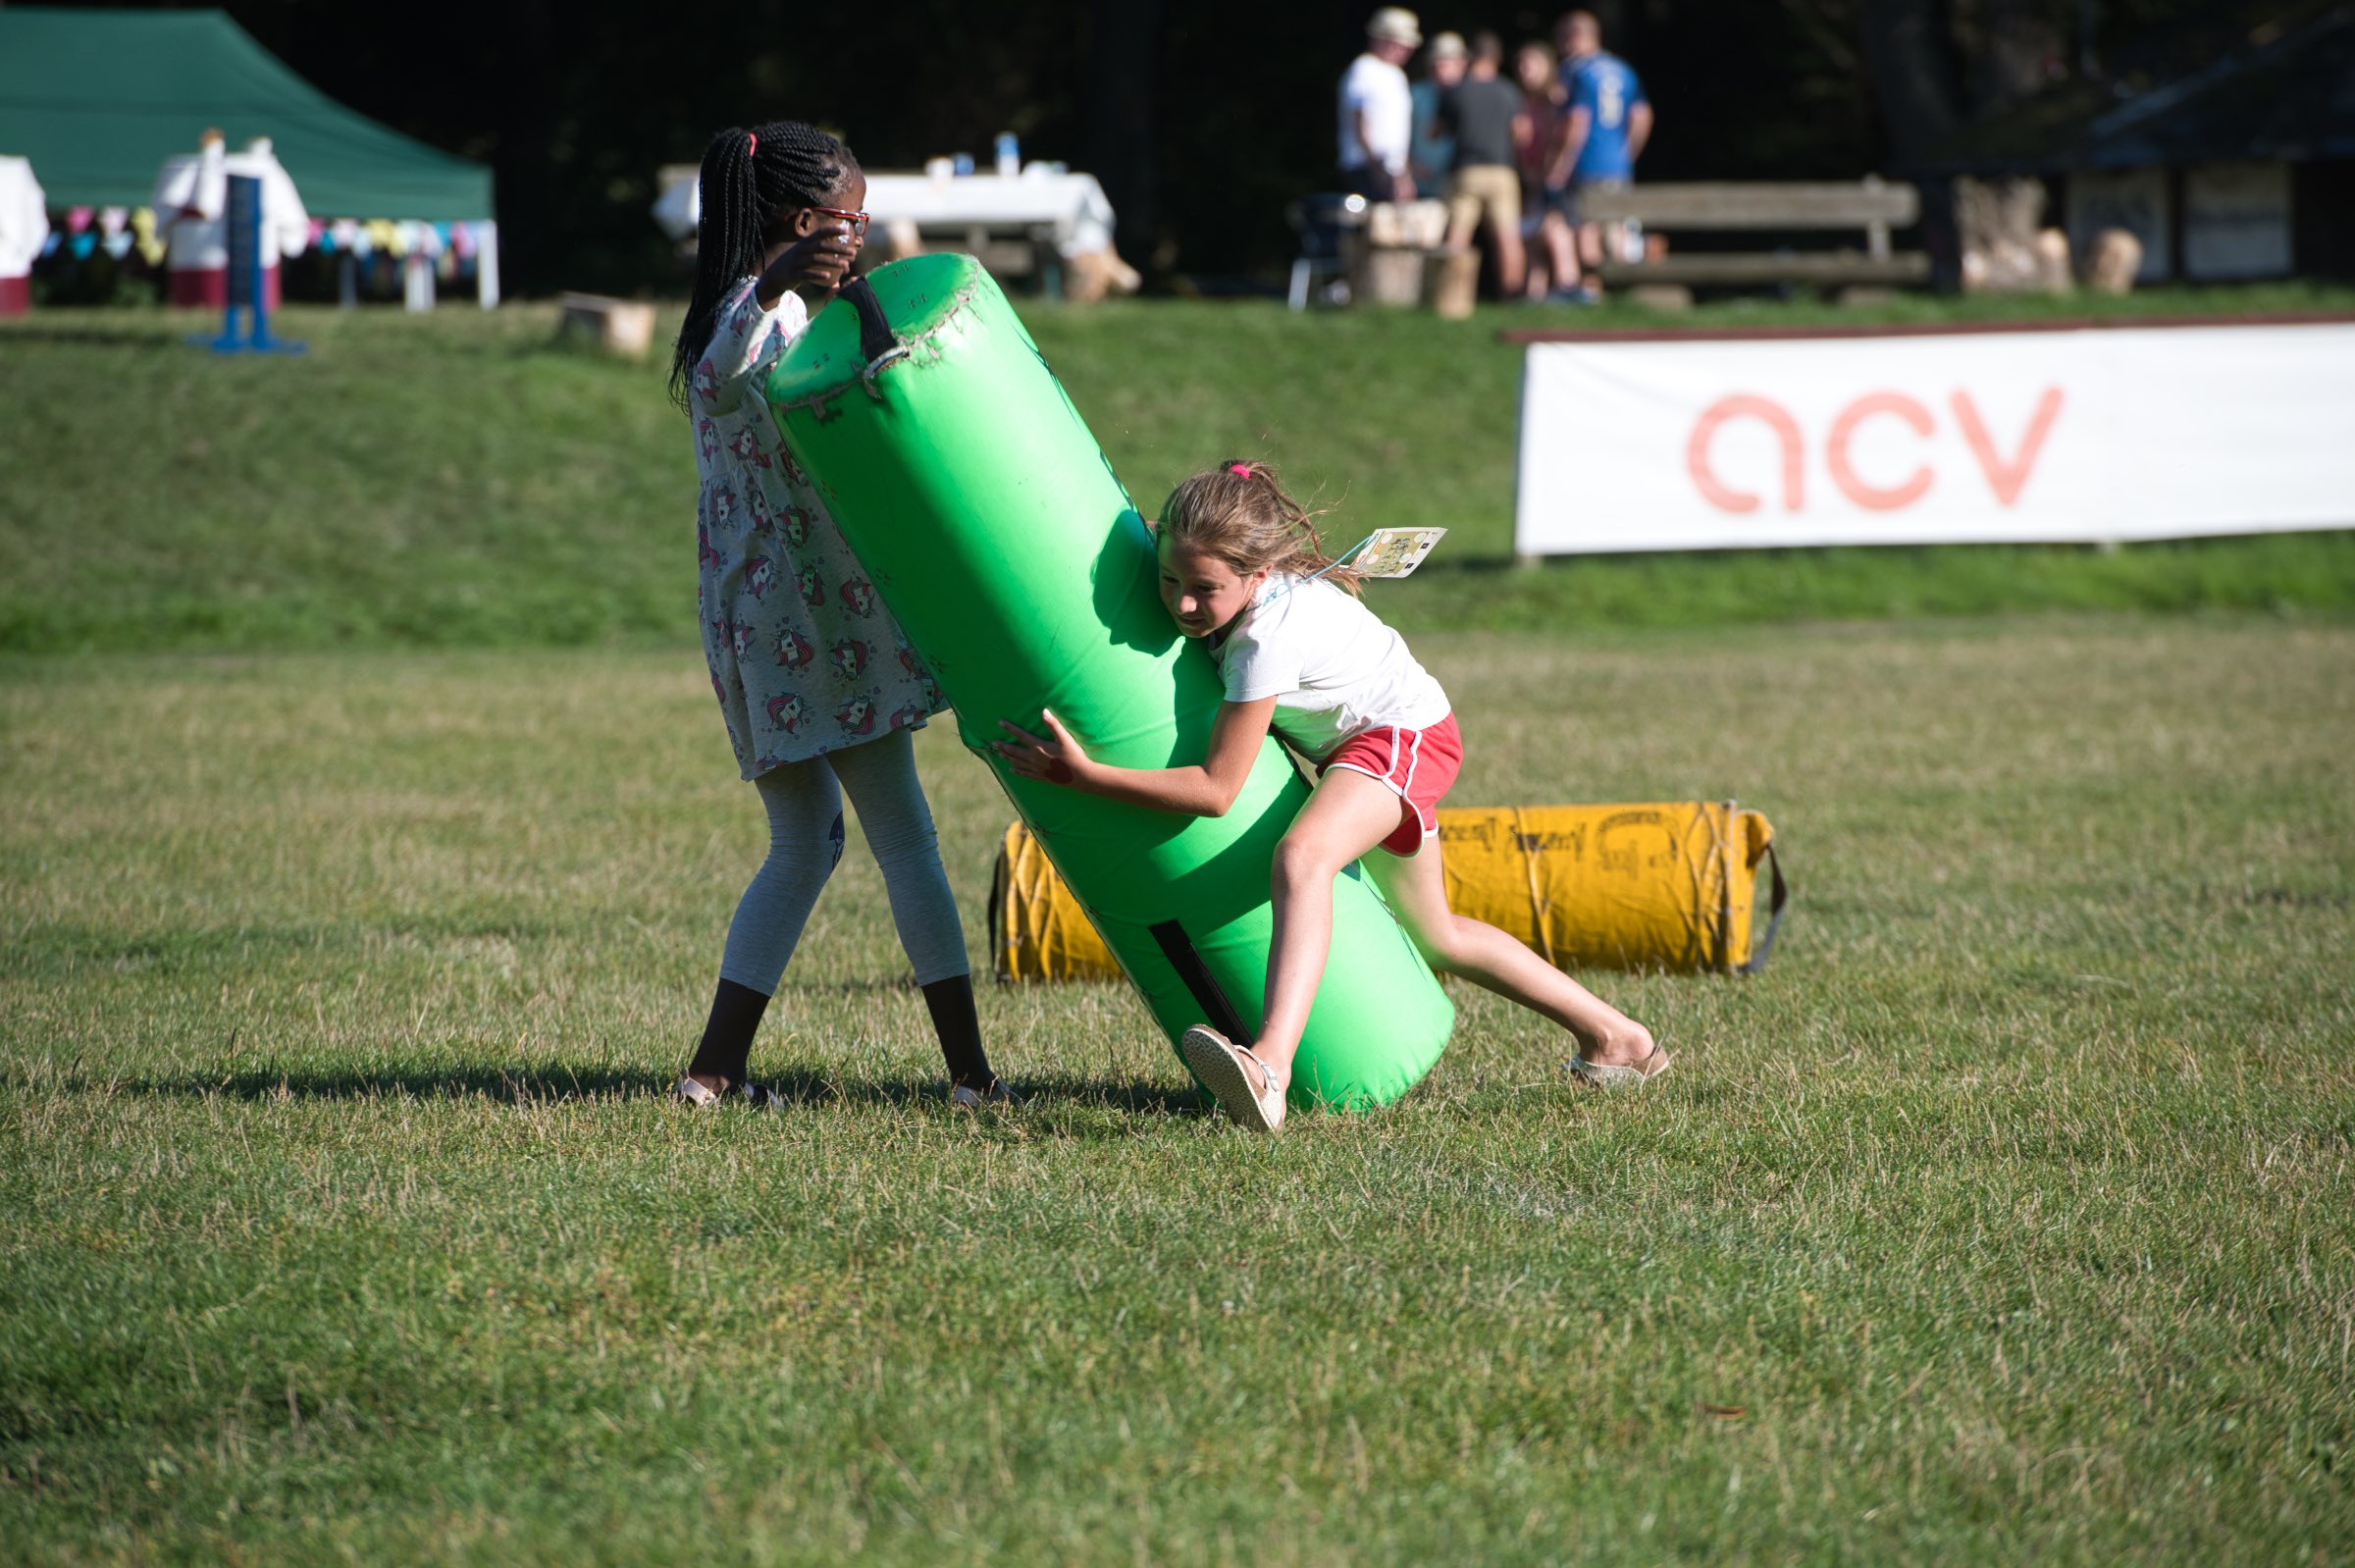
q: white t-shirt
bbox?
[1210,575,1451,761]
[1337,54,1413,174]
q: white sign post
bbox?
[1512,322,2355,556]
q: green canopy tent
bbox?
[0,6,497,301]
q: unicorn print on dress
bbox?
[746,488,776,535]
[830,638,870,680]
[838,576,878,617]
[745,553,775,601]
[730,619,759,658]
[698,520,726,572]
[728,427,773,470]
[798,564,825,608]
[895,642,944,708]
[888,702,927,732]
[772,627,814,671]
[834,692,878,737]
[897,640,940,692]
[766,692,808,734]
[779,502,812,549]
[697,417,720,462]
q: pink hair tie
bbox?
[1229,463,1252,478]
[747,132,758,156]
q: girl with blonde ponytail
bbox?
[996,459,1661,1131]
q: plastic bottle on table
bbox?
[995,133,1020,178]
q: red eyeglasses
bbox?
[811,206,870,239]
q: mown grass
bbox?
[4,287,2353,654]
[5,615,2352,1563]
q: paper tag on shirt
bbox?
[1347,527,1447,578]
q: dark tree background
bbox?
[41,0,2257,293]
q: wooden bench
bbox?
[1581,179,1929,295]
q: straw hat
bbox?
[1366,8,1423,47]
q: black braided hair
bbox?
[668,120,861,406]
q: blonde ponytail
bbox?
[1158,460,1361,595]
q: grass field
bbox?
[5,287,2354,654]
[6,615,2352,1562]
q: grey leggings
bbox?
[720,728,969,993]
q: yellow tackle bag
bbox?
[989,803,1788,981]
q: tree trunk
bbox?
[1955,0,2069,291]
[1973,0,2066,109]
[1858,0,1964,162]
[1859,0,1970,288]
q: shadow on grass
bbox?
[0,325,184,350]
[97,1063,1205,1117]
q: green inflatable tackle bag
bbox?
[764,255,1452,1111]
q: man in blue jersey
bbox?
[1544,10,1652,299]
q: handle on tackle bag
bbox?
[985,837,1011,980]
[1737,842,1789,975]
[838,277,908,397]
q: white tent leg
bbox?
[476,221,498,309]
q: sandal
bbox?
[1565,1044,1672,1089]
[1181,1024,1287,1132]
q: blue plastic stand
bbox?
[193,174,304,355]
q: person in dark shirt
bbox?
[1513,39,1580,297]
[1409,32,1467,199]
[1439,31,1526,297]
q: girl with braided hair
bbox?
[672,121,1012,1111]
[995,460,1661,1131]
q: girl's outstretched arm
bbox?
[994,698,1277,817]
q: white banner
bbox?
[1513,323,2355,554]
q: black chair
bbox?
[1283,193,1369,310]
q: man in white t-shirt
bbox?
[1337,8,1421,203]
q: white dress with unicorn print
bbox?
[688,279,943,778]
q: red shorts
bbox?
[1320,713,1462,857]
